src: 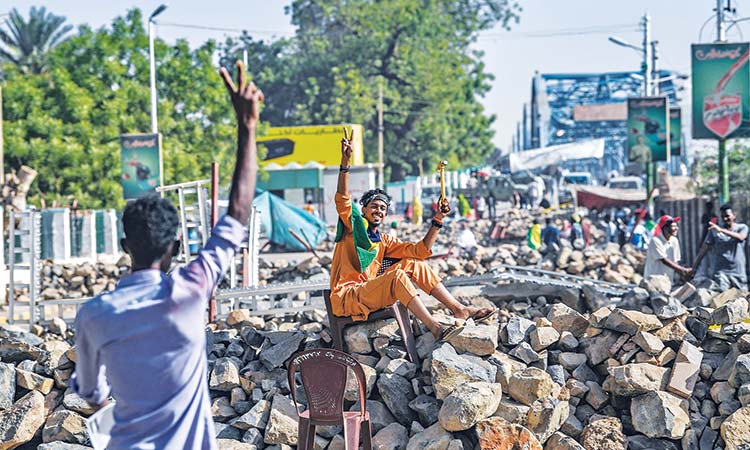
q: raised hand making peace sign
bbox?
[220,61,264,129]
[341,126,354,166]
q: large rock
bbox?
[408,395,439,427]
[351,400,395,434]
[475,417,542,450]
[581,331,621,366]
[712,288,743,308]
[233,399,270,430]
[712,298,749,324]
[0,390,46,449]
[546,432,585,450]
[602,363,669,396]
[438,382,502,431]
[16,368,54,394]
[667,341,703,398]
[488,352,527,391]
[210,358,241,391]
[729,354,750,388]
[641,275,672,295]
[345,364,377,402]
[492,399,530,426]
[373,422,409,450]
[632,331,664,356]
[430,344,496,399]
[263,394,299,445]
[507,368,554,406]
[344,324,372,354]
[630,391,690,439]
[529,327,560,352]
[259,333,305,369]
[504,316,535,345]
[604,309,662,335]
[0,363,15,410]
[377,373,416,425]
[580,416,627,450]
[406,423,453,450]
[722,406,750,450]
[547,304,588,337]
[42,410,89,445]
[526,397,569,444]
[451,325,498,356]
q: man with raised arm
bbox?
[692,204,748,291]
[330,128,496,343]
[71,62,262,449]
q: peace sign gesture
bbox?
[220,61,264,129]
[341,126,354,164]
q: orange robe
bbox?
[330,192,442,321]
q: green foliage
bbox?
[221,0,520,180]
[3,9,240,209]
[694,143,750,199]
[0,7,73,74]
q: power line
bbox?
[156,21,294,36]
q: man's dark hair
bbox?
[122,194,180,265]
[360,189,391,207]
[720,204,733,213]
[545,218,552,225]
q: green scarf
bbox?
[335,203,379,273]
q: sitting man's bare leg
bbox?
[430,283,495,322]
[404,293,452,340]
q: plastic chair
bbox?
[323,289,420,364]
[288,349,373,450]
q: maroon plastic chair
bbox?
[323,289,420,364]
[288,349,372,450]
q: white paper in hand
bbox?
[86,402,115,450]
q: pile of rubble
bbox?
[2,274,750,450]
[34,259,129,301]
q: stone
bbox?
[700,427,718,450]
[558,352,587,371]
[378,374,416,425]
[561,414,584,438]
[631,391,690,439]
[504,316,535,345]
[475,417,542,450]
[438,382,502,431]
[492,399,530,425]
[507,367,554,406]
[650,295,687,319]
[217,440,257,450]
[668,341,703,398]
[241,427,263,446]
[729,354,750,388]
[0,390,45,449]
[408,395,439,426]
[739,384,750,407]
[345,364,377,402]
[712,298,749,325]
[721,406,750,450]
[0,363,15,410]
[234,399,270,430]
[61,390,96,416]
[712,288,743,308]
[546,433,585,450]
[509,342,541,364]
[547,303,588,337]
[259,333,305,369]
[585,381,609,410]
[558,332,579,351]
[685,317,709,343]
[373,422,409,450]
[430,343,496,399]
[602,363,669,396]
[264,394,299,445]
[526,397,569,444]
[488,352,527,391]
[451,324,498,356]
[589,307,612,328]
[632,331,664,356]
[405,423,454,450]
[210,358,241,391]
[16,368,54,394]
[529,327,560,352]
[216,423,242,439]
[212,397,236,422]
[641,274,672,295]
[604,309,662,335]
[581,331,620,366]
[42,410,89,445]
[580,416,627,450]
[547,365,565,386]
[384,359,418,378]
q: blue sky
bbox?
[6,1,731,151]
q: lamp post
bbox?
[148,4,168,134]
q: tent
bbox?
[253,190,328,251]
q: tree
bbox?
[220,0,520,181]
[2,9,239,209]
[0,7,73,74]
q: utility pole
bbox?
[717,0,730,203]
[377,81,384,189]
[641,13,657,195]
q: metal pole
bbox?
[717,0,729,202]
[149,20,158,134]
[208,162,219,323]
[717,0,727,42]
[642,13,655,195]
[243,49,248,68]
[378,81,384,189]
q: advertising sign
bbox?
[669,108,682,156]
[691,42,750,139]
[627,97,670,163]
[257,124,364,167]
[120,133,163,200]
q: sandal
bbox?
[470,308,498,325]
[437,325,465,344]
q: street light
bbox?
[608,36,641,53]
[148,4,168,134]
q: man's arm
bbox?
[659,257,691,275]
[692,243,711,271]
[421,198,451,252]
[70,316,111,407]
[220,62,264,224]
[337,127,354,196]
[709,222,748,242]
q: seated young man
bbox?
[329,128,496,343]
[72,62,262,449]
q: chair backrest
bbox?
[288,348,368,421]
[377,257,401,276]
[323,289,336,322]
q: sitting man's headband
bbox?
[361,191,391,208]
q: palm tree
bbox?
[0,7,72,74]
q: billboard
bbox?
[120,133,163,200]
[627,97,670,163]
[691,42,750,139]
[573,103,627,122]
[258,124,364,167]
[670,108,682,156]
